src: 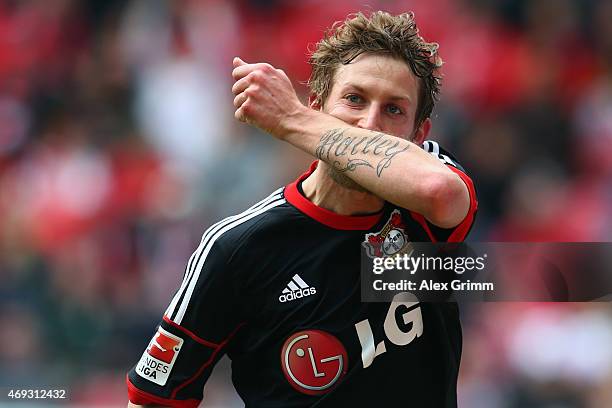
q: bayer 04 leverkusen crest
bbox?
[362,209,412,258]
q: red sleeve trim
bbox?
[171,322,246,398]
[162,315,219,349]
[447,166,478,242]
[409,211,438,243]
[127,376,200,408]
[126,322,245,404]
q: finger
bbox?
[231,74,252,95]
[232,62,274,81]
[233,91,248,108]
[232,63,263,80]
[232,64,255,80]
[233,56,247,68]
[234,105,247,123]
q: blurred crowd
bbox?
[0,0,610,406]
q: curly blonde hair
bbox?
[309,11,443,128]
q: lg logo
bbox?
[354,292,423,368]
[280,292,423,394]
[280,330,348,395]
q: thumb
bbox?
[233,56,247,68]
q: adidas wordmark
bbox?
[279,274,316,303]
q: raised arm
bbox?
[231,57,469,228]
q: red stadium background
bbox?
[0,0,610,406]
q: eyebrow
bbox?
[343,84,412,103]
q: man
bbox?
[127,11,477,407]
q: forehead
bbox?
[331,53,419,102]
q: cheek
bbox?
[394,112,418,138]
[324,104,361,124]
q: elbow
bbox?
[422,171,470,229]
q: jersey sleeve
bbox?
[412,140,478,242]
[127,238,244,407]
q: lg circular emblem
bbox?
[280,330,348,395]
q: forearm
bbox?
[283,108,469,227]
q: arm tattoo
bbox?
[315,128,409,177]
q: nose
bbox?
[357,103,383,131]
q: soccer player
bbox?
[127,11,477,407]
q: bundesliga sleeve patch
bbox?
[135,326,184,386]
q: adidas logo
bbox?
[278,274,317,303]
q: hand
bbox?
[231,57,306,139]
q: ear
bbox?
[412,118,431,146]
[308,95,322,110]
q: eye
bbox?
[386,105,403,115]
[345,94,364,104]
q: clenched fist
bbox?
[231,57,307,139]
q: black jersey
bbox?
[127,141,478,407]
